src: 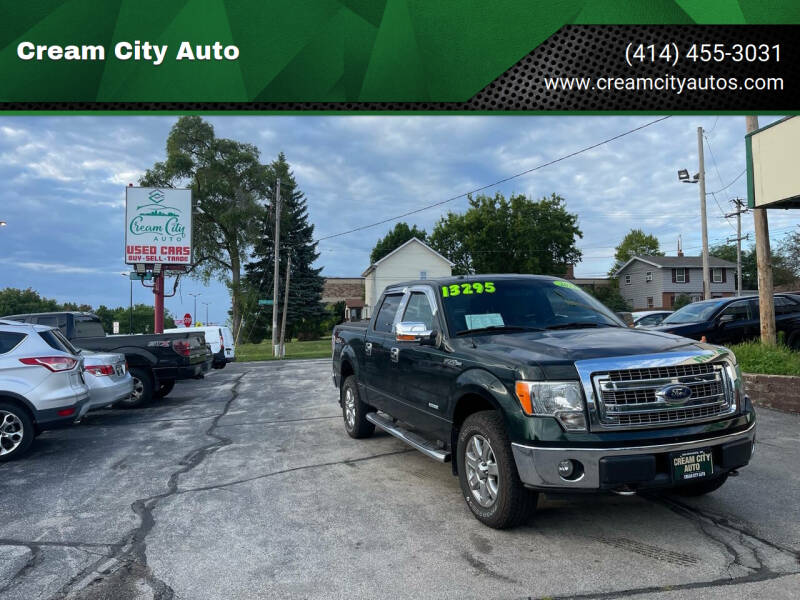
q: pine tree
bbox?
[244,153,325,343]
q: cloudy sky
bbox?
[0,115,796,326]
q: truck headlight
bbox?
[514,381,587,431]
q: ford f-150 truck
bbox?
[332,275,755,529]
[2,312,212,408]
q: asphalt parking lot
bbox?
[1,359,799,600]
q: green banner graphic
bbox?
[1,0,799,103]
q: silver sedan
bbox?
[81,351,133,410]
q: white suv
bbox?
[0,320,90,461]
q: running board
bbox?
[366,412,451,463]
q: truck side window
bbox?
[374,294,403,333]
[402,292,434,330]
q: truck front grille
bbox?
[592,362,735,430]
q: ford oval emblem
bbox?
[658,384,693,405]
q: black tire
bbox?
[341,376,375,439]
[457,411,537,529]
[119,367,154,408]
[0,401,35,462]
[155,379,176,399]
[673,474,729,496]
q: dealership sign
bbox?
[125,187,192,265]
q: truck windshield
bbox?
[439,279,623,335]
[661,300,726,324]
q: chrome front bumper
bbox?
[511,422,756,490]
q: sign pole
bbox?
[271,178,282,357]
[154,274,165,333]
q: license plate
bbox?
[671,448,714,482]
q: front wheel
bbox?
[673,474,729,496]
[341,376,374,439]
[457,411,537,529]
[0,402,35,462]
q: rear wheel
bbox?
[341,376,374,439]
[118,368,153,408]
[0,402,34,461]
[155,379,175,399]
[457,411,537,529]
[673,474,729,496]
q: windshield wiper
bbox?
[545,322,615,330]
[455,325,543,336]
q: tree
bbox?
[243,153,325,343]
[0,288,60,316]
[610,229,663,275]
[777,228,800,282]
[673,294,692,310]
[140,116,270,341]
[585,283,632,312]
[94,304,176,334]
[428,193,582,275]
[369,223,427,264]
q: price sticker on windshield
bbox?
[441,281,495,298]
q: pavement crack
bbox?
[214,414,340,428]
[176,448,415,495]
[49,372,246,600]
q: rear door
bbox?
[774,296,800,336]
[361,292,404,411]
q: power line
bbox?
[703,133,737,232]
[315,116,671,243]
[706,168,745,195]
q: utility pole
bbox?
[747,116,776,344]
[271,178,282,357]
[725,199,749,296]
[697,126,711,300]
[188,292,201,324]
[279,256,291,359]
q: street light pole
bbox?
[120,272,133,333]
[201,301,210,325]
[188,292,201,325]
[697,126,711,300]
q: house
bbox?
[614,254,737,310]
[321,277,365,321]
[362,237,454,317]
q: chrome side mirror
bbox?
[395,321,434,344]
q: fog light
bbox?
[558,459,574,478]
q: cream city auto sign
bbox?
[125,187,192,265]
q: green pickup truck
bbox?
[332,275,755,529]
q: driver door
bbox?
[713,299,753,344]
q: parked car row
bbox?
[0,312,236,461]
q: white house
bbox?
[362,237,453,317]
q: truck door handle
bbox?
[365,342,372,356]
[390,347,399,362]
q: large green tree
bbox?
[0,288,60,316]
[369,222,427,264]
[243,153,325,343]
[140,116,270,340]
[428,193,582,275]
[94,304,176,334]
[610,229,663,275]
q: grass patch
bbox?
[729,340,800,377]
[236,338,331,362]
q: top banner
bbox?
[1,1,799,110]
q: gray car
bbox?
[0,320,90,461]
[82,350,133,410]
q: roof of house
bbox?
[614,254,737,276]
[322,278,364,303]
[361,237,454,277]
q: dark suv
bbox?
[653,294,800,347]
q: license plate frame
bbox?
[671,448,714,482]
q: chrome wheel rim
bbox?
[465,434,499,508]
[344,388,356,430]
[0,411,24,456]
[131,377,143,401]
